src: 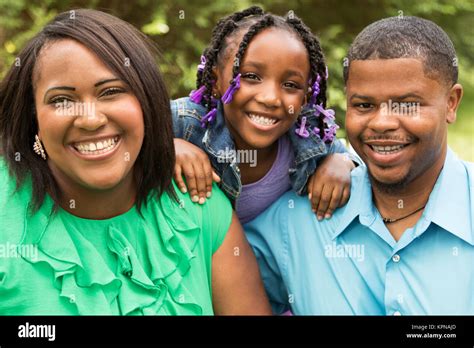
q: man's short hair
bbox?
[343,16,458,86]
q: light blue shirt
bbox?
[245,148,474,315]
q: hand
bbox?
[173,138,221,204]
[307,153,354,220]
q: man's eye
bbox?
[242,73,260,81]
[355,103,373,109]
[100,87,124,97]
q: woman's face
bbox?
[33,39,144,191]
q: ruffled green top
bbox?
[0,158,232,315]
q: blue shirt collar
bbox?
[333,148,474,245]
[424,148,474,245]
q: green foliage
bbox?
[1,0,473,159]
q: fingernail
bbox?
[199,197,206,204]
[181,187,187,193]
[325,213,331,219]
[308,193,312,200]
[312,209,316,213]
[206,192,211,198]
[192,195,199,202]
[317,215,323,221]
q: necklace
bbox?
[382,204,426,224]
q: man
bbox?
[245,16,473,315]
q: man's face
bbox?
[345,58,462,189]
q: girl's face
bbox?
[33,39,144,192]
[215,27,310,150]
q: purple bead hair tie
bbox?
[201,108,217,128]
[323,124,339,142]
[295,116,310,138]
[189,85,206,104]
[197,55,206,72]
[221,73,241,104]
[315,104,335,122]
[200,97,218,128]
[308,74,321,107]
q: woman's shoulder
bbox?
[155,181,233,253]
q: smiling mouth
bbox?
[72,135,120,155]
[368,144,409,155]
[247,113,280,126]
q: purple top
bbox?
[235,135,294,224]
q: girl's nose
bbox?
[255,86,282,108]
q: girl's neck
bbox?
[236,139,279,185]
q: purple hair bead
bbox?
[197,55,206,72]
[308,74,321,107]
[189,85,206,104]
[221,73,241,104]
[315,104,335,122]
[295,116,310,138]
[201,108,217,128]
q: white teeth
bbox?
[248,113,277,126]
[371,144,405,154]
[73,136,120,155]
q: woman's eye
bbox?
[100,87,124,97]
[242,73,260,81]
[50,96,72,104]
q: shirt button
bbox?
[393,311,402,316]
[392,254,401,263]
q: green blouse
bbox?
[0,158,232,315]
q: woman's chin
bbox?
[76,172,129,191]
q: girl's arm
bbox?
[212,212,272,315]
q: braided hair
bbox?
[195,6,332,140]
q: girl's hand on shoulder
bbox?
[307,153,355,220]
[173,138,221,204]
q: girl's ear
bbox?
[211,67,221,97]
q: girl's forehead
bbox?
[224,27,307,63]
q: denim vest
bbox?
[171,97,355,201]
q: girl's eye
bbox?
[100,87,124,98]
[283,82,301,89]
[242,73,260,81]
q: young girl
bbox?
[172,6,360,224]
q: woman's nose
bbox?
[72,103,108,131]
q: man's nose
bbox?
[367,104,401,133]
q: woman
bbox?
[0,9,271,315]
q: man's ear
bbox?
[446,83,463,124]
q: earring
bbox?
[33,134,47,160]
